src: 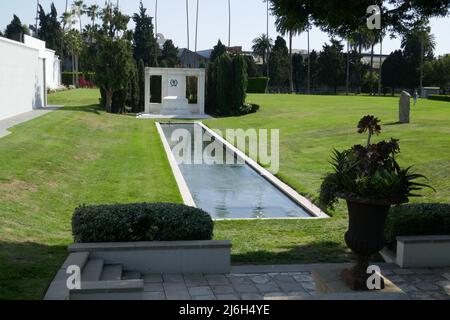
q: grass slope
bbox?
[0,89,181,299]
[208,94,450,264]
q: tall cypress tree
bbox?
[133,1,158,67]
[37,4,63,56]
[231,54,248,114]
[4,15,29,42]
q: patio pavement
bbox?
[141,264,450,300]
[0,106,62,138]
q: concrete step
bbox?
[101,264,123,281]
[81,259,104,282]
[122,271,142,280]
[69,280,144,300]
[61,252,90,271]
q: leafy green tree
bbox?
[64,29,83,86]
[424,55,450,90]
[274,9,308,93]
[316,39,345,94]
[243,55,258,77]
[401,25,436,89]
[269,0,450,37]
[85,4,100,43]
[133,1,159,67]
[95,37,134,113]
[127,61,140,113]
[292,53,306,92]
[94,3,134,113]
[308,50,319,91]
[269,36,290,89]
[159,40,180,67]
[4,15,29,42]
[137,59,146,109]
[381,50,406,94]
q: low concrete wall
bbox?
[69,241,232,274]
[396,235,450,268]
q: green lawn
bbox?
[209,94,450,265]
[0,89,449,299]
[0,89,181,299]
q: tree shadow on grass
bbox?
[384,121,410,126]
[56,105,103,115]
[0,241,67,300]
[231,241,354,266]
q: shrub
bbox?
[319,115,433,209]
[247,77,269,93]
[385,203,450,248]
[62,72,96,86]
[429,94,450,102]
[72,203,214,243]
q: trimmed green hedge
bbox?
[385,203,450,248]
[72,203,214,243]
[429,95,450,102]
[247,77,269,94]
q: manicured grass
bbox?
[207,94,450,264]
[1,90,449,299]
[0,89,181,299]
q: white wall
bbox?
[24,35,61,90]
[0,37,44,121]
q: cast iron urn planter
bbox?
[341,197,391,291]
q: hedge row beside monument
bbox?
[72,203,214,243]
[385,203,450,248]
[429,95,450,102]
[247,77,270,93]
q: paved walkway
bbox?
[0,107,61,138]
[141,264,450,300]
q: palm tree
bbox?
[348,29,373,94]
[195,0,199,52]
[252,34,272,75]
[86,4,99,43]
[186,0,190,50]
[401,25,436,92]
[72,0,84,34]
[228,0,231,47]
[274,15,307,93]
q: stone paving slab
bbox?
[139,264,450,301]
[0,106,62,138]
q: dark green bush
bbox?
[247,77,269,93]
[429,94,450,102]
[72,203,214,243]
[385,203,450,248]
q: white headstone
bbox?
[399,91,411,123]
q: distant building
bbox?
[360,53,389,70]
[177,48,209,68]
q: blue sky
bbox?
[1,0,449,55]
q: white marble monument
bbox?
[144,67,206,117]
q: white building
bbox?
[0,35,61,121]
[144,67,206,117]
